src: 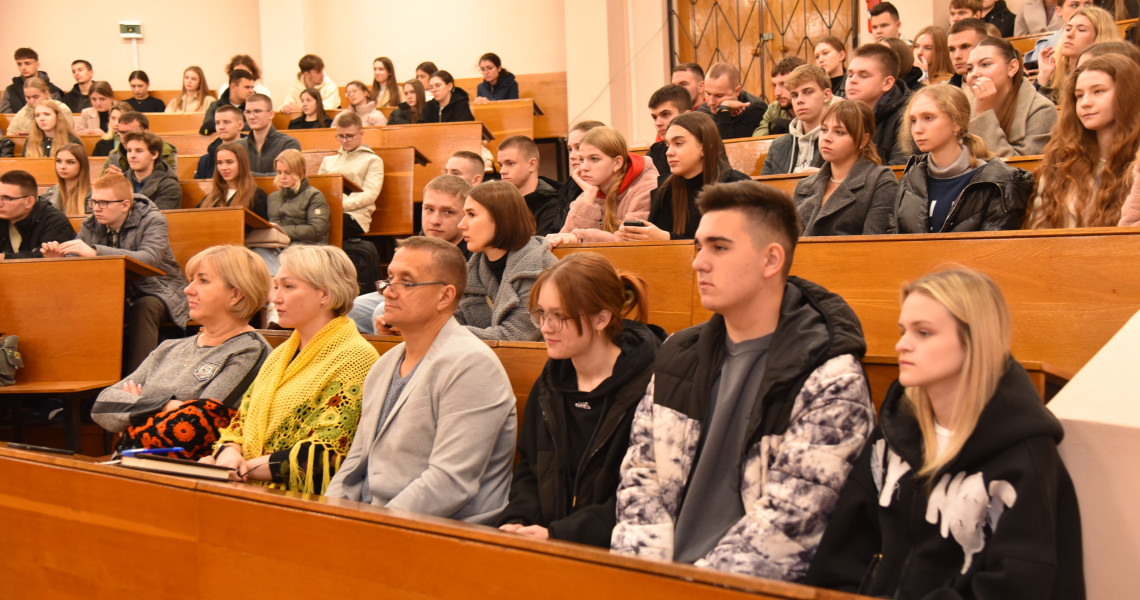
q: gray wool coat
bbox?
[792,158,897,236]
[455,236,558,341]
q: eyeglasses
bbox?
[335,132,361,142]
[92,200,128,209]
[243,109,269,116]
[529,310,573,332]
[0,195,32,204]
[376,279,447,294]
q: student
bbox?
[869,2,903,41]
[92,245,272,459]
[558,121,606,224]
[326,236,516,522]
[40,143,92,216]
[983,0,1018,37]
[125,71,165,113]
[611,179,874,579]
[337,80,388,127]
[548,126,660,246]
[815,36,849,97]
[805,269,1085,599]
[0,170,75,260]
[950,0,984,25]
[104,111,179,176]
[387,79,425,125]
[165,66,215,114]
[201,69,257,135]
[76,81,115,135]
[201,245,380,494]
[5,77,74,136]
[883,38,924,91]
[218,55,272,101]
[913,26,955,85]
[415,61,438,90]
[63,59,95,113]
[760,65,834,176]
[756,57,807,136]
[92,102,129,158]
[120,130,182,210]
[288,88,334,129]
[195,105,245,179]
[445,150,486,185]
[671,62,706,110]
[268,149,330,245]
[845,44,912,165]
[620,111,749,241]
[699,62,766,139]
[968,37,1058,157]
[371,56,400,108]
[1,47,63,113]
[241,94,302,176]
[897,85,1033,233]
[1029,54,1140,227]
[422,71,475,123]
[41,173,189,374]
[498,135,561,235]
[499,253,661,546]
[646,84,692,178]
[1016,0,1065,35]
[281,54,340,113]
[22,100,80,158]
[318,112,385,237]
[1038,6,1120,101]
[476,52,519,102]
[792,100,896,236]
[948,18,990,88]
[198,142,269,218]
[1025,0,1095,69]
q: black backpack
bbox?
[341,238,382,296]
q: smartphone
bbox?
[622,220,646,227]
[7,442,75,456]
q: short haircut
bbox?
[707,62,742,88]
[696,180,800,275]
[71,59,92,70]
[298,54,324,73]
[23,77,49,94]
[853,43,900,79]
[949,17,989,37]
[278,244,360,317]
[215,104,243,120]
[869,1,900,20]
[229,68,254,85]
[128,70,150,84]
[92,173,133,201]
[772,56,807,77]
[246,93,272,109]
[785,64,831,91]
[121,130,163,156]
[185,245,272,321]
[424,174,472,202]
[882,37,915,78]
[395,236,468,303]
[467,180,536,252]
[648,84,692,112]
[14,48,37,61]
[450,150,484,173]
[0,170,38,198]
[498,135,539,161]
[118,111,149,129]
[950,0,983,12]
[570,120,606,135]
[673,62,705,79]
[226,55,261,80]
[334,111,363,129]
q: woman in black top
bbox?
[287,88,333,129]
[422,70,474,123]
[126,71,166,112]
[387,79,425,125]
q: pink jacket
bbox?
[561,153,659,242]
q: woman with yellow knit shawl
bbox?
[201,244,379,494]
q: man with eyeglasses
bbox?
[0,170,74,260]
[241,93,300,176]
[326,235,517,524]
[318,111,384,238]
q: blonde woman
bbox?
[1037,6,1119,102]
[23,100,80,158]
[40,143,92,215]
[165,66,215,114]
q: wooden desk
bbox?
[380,122,484,200]
[69,207,247,270]
[7,135,103,157]
[472,99,536,157]
[112,89,197,104]
[0,157,107,184]
[455,72,569,139]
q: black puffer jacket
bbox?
[871,80,912,166]
[0,199,75,258]
[895,154,1033,233]
[422,87,474,123]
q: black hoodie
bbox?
[500,320,663,547]
[805,360,1085,599]
[871,79,912,166]
[526,176,562,236]
[421,86,474,123]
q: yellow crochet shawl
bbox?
[217,316,379,494]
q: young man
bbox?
[845,44,911,166]
[242,94,301,176]
[281,54,340,113]
[949,0,983,26]
[760,65,832,176]
[5,78,75,136]
[444,150,485,185]
[194,105,245,179]
[63,59,95,113]
[121,130,182,210]
[698,62,766,140]
[325,236,517,525]
[1025,0,1096,69]
[646,84,692,179]
[200,68,256,135]
[0,170,74,259]
[497,135,561,235]
[1,48,63,113]
[318,112,382,237]
[611,180,873,580]
[869,2,903,41]
[104,112,179,176]
[947,18,990,88]
[671,63,706,110]
[981,0,1017,37]
[41,173,189,374]
[754,57,806,136]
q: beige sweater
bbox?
[318,146,385,231]
[6,100,75,136]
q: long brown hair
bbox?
[371,57,400,108]
[300,88,332,127]
[658,111,728,235]
[915,26,954,83]
[201,142,259,209]
[170,66,211,112]
[823,100,881,165]
[900,85,992,167]
[54,143,91,216]
[26,100,77,158]
[972,37,1026,135]
[403,79,425,123]
[579,126,634,233]
[529,252,649,340]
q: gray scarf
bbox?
[928,143,984,179]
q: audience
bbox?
[761,65,834,176]
[194,105,245,179]
[869,2,904,41]
[445,150,486,185]
[63,59,94,113]
[792,100,896,236]
[1,47,63,113]
[913,26,955,85]
[120,130,182,210]
[0,170,75,260]
[646,84,692,178]
[267,149,331,245]
[897,86,1033,233]
[814,36,849,96]
[670,62,706,110]
[499,253,661,546]
[754,57,806,136]
[498,135,561,235]
[948,18,991,88]
[805,269,1084,599]
[1039,6,1119,101]
[287,87,334,129]
[983,0,1018,36]
[423,70,475,123]
[387,79,425,124]
[968,37,1058,157]
[339,80,388,127]
[126,71,166,113]
[198,142,268,219]
[241,94,302,176]
[92,245,272,460]
[281,54,340,113]
[165,66,214,114]
[846,44,911,165]
[950,0,984,25]
[40,143,92,216]
[371,56,400,108]
[22,100,80,158]
[6,77,75,136]
[318,112,385,237]
[699,62,766,139]
[476,52,519,102]
[75,81,115,135]
[200,68,256,135]
[1016,0,1065,35]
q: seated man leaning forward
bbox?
[610,179,874,581]
[326,236,517,524]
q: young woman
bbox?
[267,149,330,245]
[805,269,1084,599]
[125,71,166,113]
[557,120,606,225]
[93,245,273,460]
[415,61,438,90]
[618,111,748,241]
[201,244,380,494]
[896,86,1034,233]
[198,142,269,219]
[23,100,80,158]
[498,253,662,547]
[815,36,848,96]
[475,52,519,103]
[791,100,896,236]
[456,181,558,341]
[338,80,388,127]
[1028,54,1140,228]
[548,126,660,246]
[91,102,129,157]
[967,37,1058,157]
[75,81,115,135]
[40,143,92,215]
[370,57,400,108]
[165,66,215,114]
[387,79,425,125]
[422,71,475,123]
[287,88,334,129]
[913,26,955,85]
[1038,6,1120,102]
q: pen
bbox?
[120,447,185,456]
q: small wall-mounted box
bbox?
[119,21,142,39]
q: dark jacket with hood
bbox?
[612,277,875,580]
[2,71,64,113]
[805,360,1085,600]
[697,89,766,140]
[387,102,419,125]
[871,80,912,166]
[422,87,474,123]
[896,154,1033,233]
[985,0,1017,37]
[902,66,925,91]
[199,97,248,136]
[477,71,519,101]
[126,157,182,210]
[793,157,897,236]
[526,176,562,236]
[649,167,751,239]
[500,321,663,547]
[0,199,75,258]
[63,83,92,113]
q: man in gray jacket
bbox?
[325,236,517,524]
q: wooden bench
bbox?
[7,134,103,157]
[68,207,248,270]
[456,71,569,139]
[0,157,108,185]
[132,113,210,134]
[752,155,1046,195]
[112,89,197,105]
[380,122,485,199]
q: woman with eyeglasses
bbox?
[475,52,519,103]
[456,180,557,341]
[498,252,662,547]
[422,70,475,123]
